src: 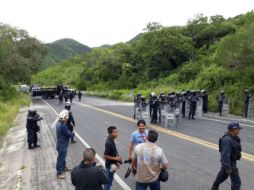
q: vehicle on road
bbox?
[31,84,71,99]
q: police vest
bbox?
[219,134,242,161]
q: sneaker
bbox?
[63,167,71,172]
[57,174,65,179]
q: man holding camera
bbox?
[103,126,122,190]
[71,148,109,190]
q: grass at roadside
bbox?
[0,93,31,145]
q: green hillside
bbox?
[41,38,91,69]
[33,11,254,115]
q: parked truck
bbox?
[31,84,71,99]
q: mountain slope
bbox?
[41,38,91,68]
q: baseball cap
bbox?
[228,122,242,130]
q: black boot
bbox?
[28,144,33,149]
[34,144,40,148]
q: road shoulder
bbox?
[0,105,73,190]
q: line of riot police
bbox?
[133,90,209,127]
[134,89,253,122]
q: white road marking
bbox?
[51,118,59,129]
[41,99,132,190]
[200,117,254,128]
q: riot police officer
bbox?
[65,102,77,143]
[188,91,199,120]
[26,108,43,149]
[58,92,64,105]
[181,91,187,118]
[150,94,159,124]
[78,91,82,101]
[211,122,242,190]
[243,90,251,118]
[201,89,208,113]
[149,92,155,118]
[64,92,70,102]
[134,93,142,119]
[218,91,227,117]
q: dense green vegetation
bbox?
[33,12,254,115]
[41,38,91,69]
[0,23,46,142]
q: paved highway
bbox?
[33,96,254,190]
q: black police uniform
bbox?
[188,93,199,119]
[218,94,226,117]
[78,91,82,101]
[26,112,42,149]
[151,97,159,123]
[202,92,208,113]
[212,123,242,190]
[58,92,63,105]
[244,92,251,118]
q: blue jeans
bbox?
[56,143,68,175]
[212,167,241,190]
[136,180,160,190]
[104,168,114,190]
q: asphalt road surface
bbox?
[33,96,254,190]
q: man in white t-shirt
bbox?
[132,130,168,190]
[128,120,149,161]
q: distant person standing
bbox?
[211,122,242,190]
[128,120,148,161]
[56,110,74,179]
[188,91,199,120]
[71,148,109,190]
[65,102,77,143]
[58,92,63,105]
[132,130,168,190]
[69,92,74,103]
[78,91,82,101]
[64,92,69,102]
[218,91,227,117]
[103,126,122,190]
[201,89,208,113]
[243,90,251,118]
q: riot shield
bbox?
[174,102,182,125]
[164,104,175,128]
[185,100,190,119]
[247,99,254,118]
[196,99,203,118]
[222,99,229,116]
[140,104,150,125]
[133,101,141,120]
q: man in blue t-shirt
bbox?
[128,120,148,161]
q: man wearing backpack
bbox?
[211,122,242,190]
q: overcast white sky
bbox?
[0,0,253,47]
